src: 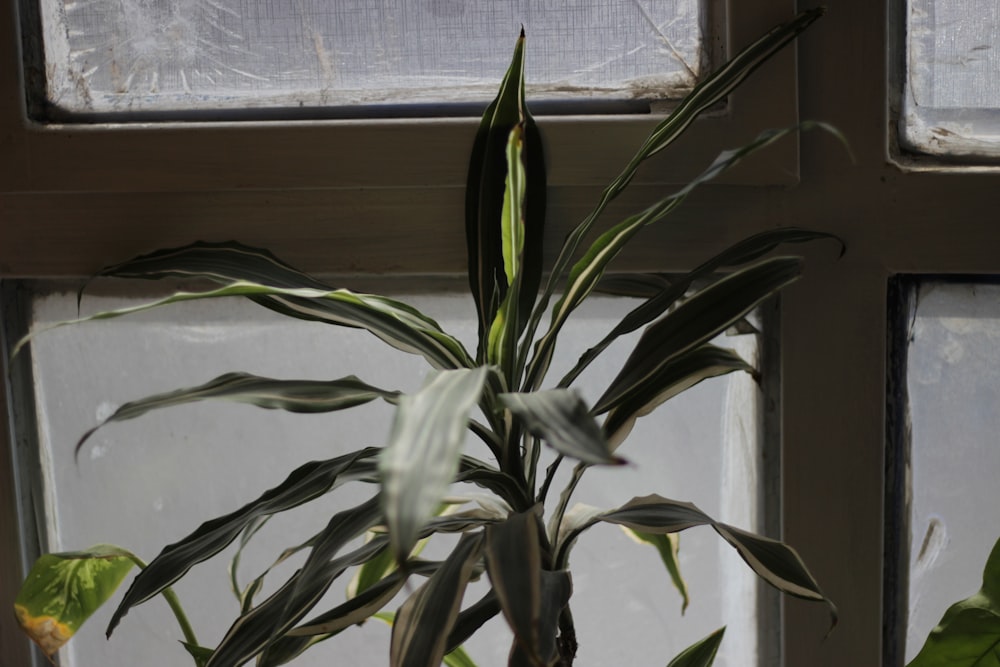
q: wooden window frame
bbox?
[4,0,999,665]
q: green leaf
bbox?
[603,345,754,450]
[15,544,138,657]
[593,257,802,415]
[445,592,502,654]
[486,124,528,379]
[443,645,480,667]
[466,30,545,361]
[181,642,215,667]
[207,497,385,667]
[380,368,489,564]
[666,627,725,667]
[906,535,1000,667]
[76,373,398,455]
[23,248,475,370]
[564,228,841,387]
[88,240,334,290]
[391,532,485,667]
[524,123,827,393]
[623,528,689,614]
[521,8,826,390]
[106,448,380,637]
[557,495,835,623]
[484,510,546,663]
[499,389,625,465]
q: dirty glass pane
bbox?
[24,280,765,667]
[901,0,1000,157]
[38,0,707,117]
[904,281,1000,659]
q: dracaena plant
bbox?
[14,8,840,667]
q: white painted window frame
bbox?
[5,0,1000,665]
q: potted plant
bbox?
[14,8,839,666]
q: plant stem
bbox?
[123,552,200,649]
[550,462,587,565]
[536,455,563,506]
[556,604,578,666]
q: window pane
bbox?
[901,0,1000,157]
[904,281,1000,660]
[37,0,706,117]
[24,281,763,666]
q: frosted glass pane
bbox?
[901,0,1000,156]
[905,282,1000,660]
[26,282,762,667]
[39,0,706,116]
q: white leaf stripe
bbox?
[74,373,398,456]
[554,494,833,619]
[379,369,489,565]
[106,449,381,636]
[524,123,819,392]
[500,390,623,465]
[592,256,801,415]
[519,9,825,388]
[391,533,485,667]
[20,281,474,372]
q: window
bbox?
[6,1,1000,666]
[34,0,706,117]
[898,0,1000,159]
[13,281,770,666]
[887,279,1000,663]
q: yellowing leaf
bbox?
[15,544,137,656]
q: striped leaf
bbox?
[500,389,624,465]
[486,124,528,380]
[106,448,380,637]
[446,591,502,654]
[206,497,386,667]
[484,510,544,662]
[391,532,485,667]
[667,628,725,667]
[89,240,333,290]
[75,373,398,456]
[603,345,754,450]
[562,228,841,387]
[521,8,826,389]
[19,280,473,371]
[623,528,689,614]
[592,257,802,415]
[506,569,572,667]
[599,495,834,618]
[524,123,827,392]
[466,31,545,361]
[379,368,489,565]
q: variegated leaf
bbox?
[379,368,489,564]
[107,448,380,637]
[554,495,834,623]
[667,628,725,667]
[593,257,801,415]
[603,345,753,450]
[500,389,624,465]
[75,373,398,456]
[486,124,527,379]
[466,30,545,360]
[623,528,689,614]
[15,545,139,657]
[521,8,827,390]
[19,280,474,371]
[485,510,544,662]
[391,532,485,667]
[206,497,385,667]
[564,227,841,386]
